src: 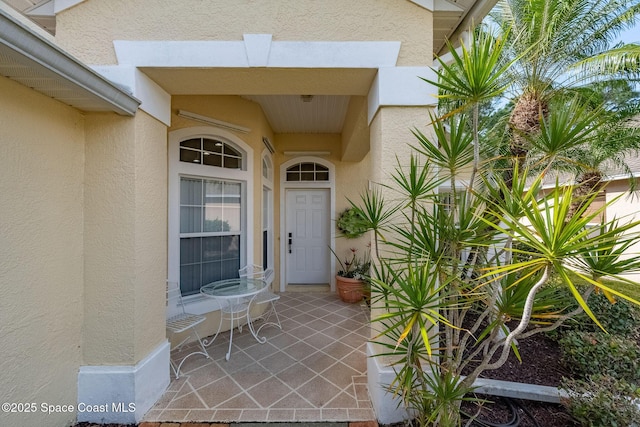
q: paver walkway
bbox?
[147,293,373,423]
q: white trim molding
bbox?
[113,37,401,69]
[367,67,438,124]
[92,65,171,125]
[367,342,411,424]
[77,341,170,424]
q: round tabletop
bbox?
[200,277,266,299]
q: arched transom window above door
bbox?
[180,137,243,170]
[285,162,329,182]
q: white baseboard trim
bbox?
[77,340,170,424]
[366,342,410,425]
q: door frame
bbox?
[279,156,335,292]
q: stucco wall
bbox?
[55,0,433,67]
[0,76,84,427]
[133,112,169,360]
[368,105,434,344]
[606,181,640,283]
[83,111,167,365]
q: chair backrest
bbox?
[239,264,265,280]
[166,281,187,320]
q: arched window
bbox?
[179,137,243,169]
[169,130,251,299]
[285,162,329,182]
[262,156,273,181]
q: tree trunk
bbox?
[508,91,548,172]
[569,170,604,219]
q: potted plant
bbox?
[330,246,371,303]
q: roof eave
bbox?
[0,7,140,116]
[436,0,499,56]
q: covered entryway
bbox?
[90,34,436,424]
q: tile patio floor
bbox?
[145,292,374,423]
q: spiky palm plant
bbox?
[352,4,640,425]
[490,0,640,175]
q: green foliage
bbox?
[572,291,640,336]
[329,246,371,280]
[427,26,513,114]
[495,272,574,323]
[355,2,640,425]
[409,367,476,427]
[335,208,368,238]
[558,290,640,425]
[204,218,230,232]
[559,330,640,381]
[562,375,640,427]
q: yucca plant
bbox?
[351,6,640,425]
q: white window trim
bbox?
[262,149,274,285]
[168,126,254,314]
[279,156,336,293]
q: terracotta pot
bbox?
[336,275,365,303]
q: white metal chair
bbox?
[166,281,210,378]
[239,264,282,336]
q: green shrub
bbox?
[573,292,640,336]
[562,375,640,427]
[559,330,640,381]
[335,208,368,238]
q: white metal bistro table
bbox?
[200,277,267,360]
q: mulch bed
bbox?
[459,323,578,426]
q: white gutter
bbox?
[0,6,140,116]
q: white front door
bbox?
[285,189,330,285]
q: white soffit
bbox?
[3,0,84,34]
[53,0,84,13]
[409,0,465,12]
[243,95,350,134]
[408,0,499,56]
[0,6,140,115]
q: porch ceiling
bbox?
[141,67,377,134]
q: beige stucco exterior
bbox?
[55,0,433,67]
[0,0,499,424]
[83,110,167,364]
[606,181,640,283]
[0,75,85,427]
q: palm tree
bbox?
[489,0,640,170]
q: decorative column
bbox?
[78,111,169,424]
[366,66,438,424]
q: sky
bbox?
[618,23,640,44]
